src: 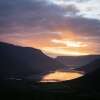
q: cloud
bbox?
[64,17,100,37]
[0,0,66,34]
[51,39,87,48]
[0,0,100,36]
[46,0,100,20]
[0,0,100,55]
[0,0,81,34]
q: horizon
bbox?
[0,0,100,57]
[0,41,100,58]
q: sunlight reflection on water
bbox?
[41,71,84,82]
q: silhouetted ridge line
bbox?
[0,42,66,81]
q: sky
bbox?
[0,0,100,57]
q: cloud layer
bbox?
[0,0,100,56]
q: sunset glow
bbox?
[0,0,100,57]
[51,39,87,48]
[42,47,89,57]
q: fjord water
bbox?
[41,71,84,82]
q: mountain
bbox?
[55,55,100,68]
[0,60,99,100]
[1,42,100,98]
[81,59,100,91]
[74,58,100,73]
[37,59,100,96]
[0,42,66,80]
[65,59,100,94]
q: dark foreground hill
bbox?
[0,59,100,100]
[0,42,66,80]
[59,59,100,97]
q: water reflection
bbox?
[41,71,84,82]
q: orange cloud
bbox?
[0,29,99,57]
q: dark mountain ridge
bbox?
[0,42,66,80]
[55,55,100,68]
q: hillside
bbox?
[55,55,100,68]
[0,42,66,81]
